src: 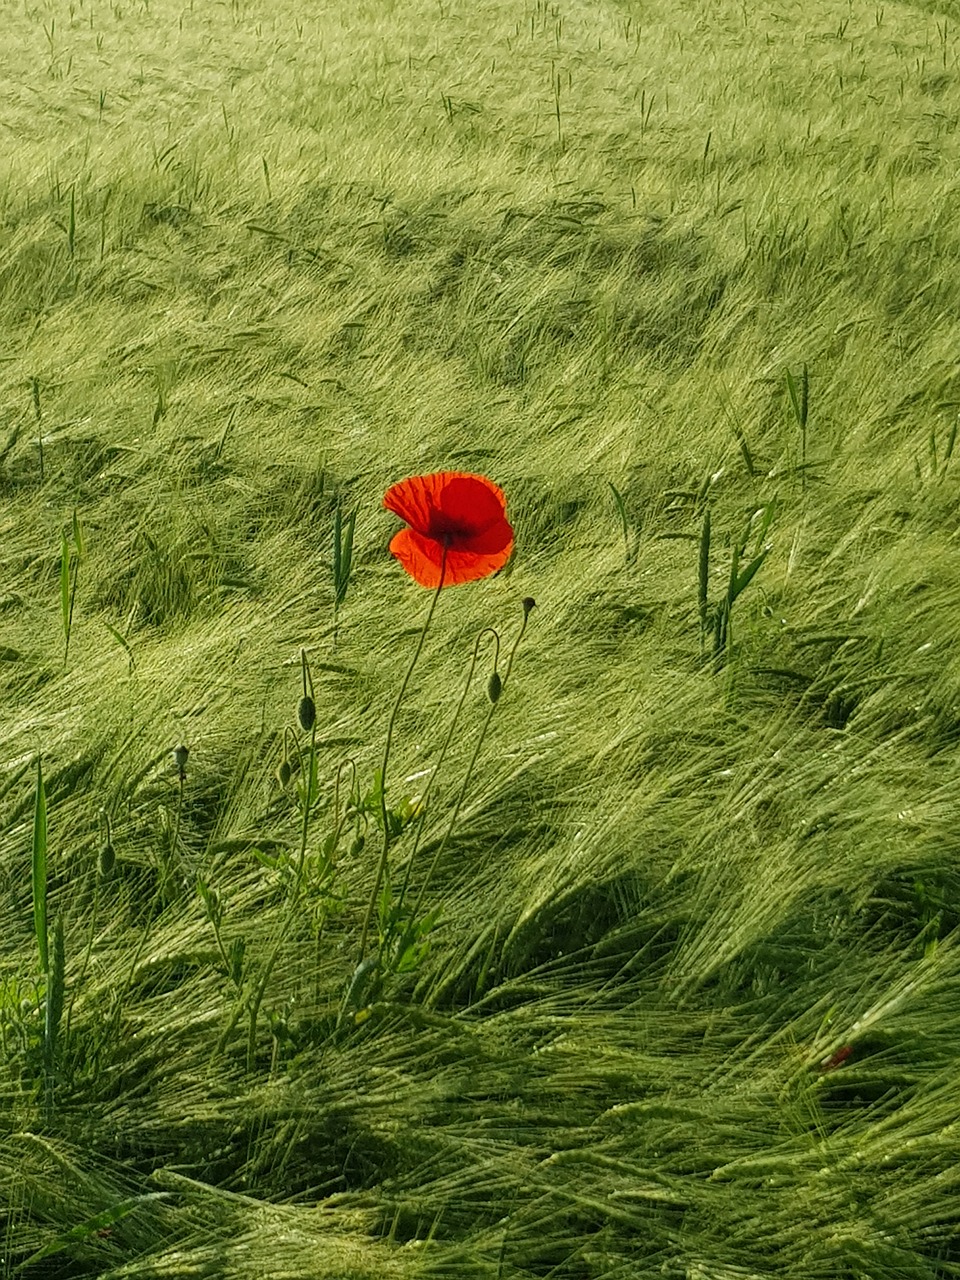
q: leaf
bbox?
[103,622,134,669]
[749,500,778,549]
[698,508,711,633]
[44,914,65,1066]
[229,937,246,985]
[785,366,801,425]
[732,549,768,601]
[333,504,356,607]
[72,506,85,558]
[32,759,48,974]
[338,509,356,606]
[59,533,70,640]
[19,1193,171,1267]
[332,503,342,589]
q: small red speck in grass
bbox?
[384,471,514,588]
[818,1045,854,1073]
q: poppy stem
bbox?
[359,545,448,959]
[411,600,533,934]
[393,627,500,923]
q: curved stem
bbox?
[359,546,448,958]
[394,627,499,921]
[296,720,318,883]
[295,650,317,883]
[411,605,531,925]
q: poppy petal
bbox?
[389,528,513,587]
[385,472,513,587]
[383,475,444,539]
[388,528,446,588]
[384,472,508,542]
[434,475,508,540]
[451,516,513,556]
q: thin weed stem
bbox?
[393,627,500,922]
[296,650,318,882]
[359,545,448,958]
[411,602,531,923]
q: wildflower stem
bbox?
[393,627,500,922]
[296,649,317,883]
[359,545,448,958]
[411,603,531,926]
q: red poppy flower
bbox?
[384,471,514,588]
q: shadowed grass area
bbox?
[2,0,960,1275]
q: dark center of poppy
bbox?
[428,514,476,541]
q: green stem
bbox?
[359,546,447,958]
[411,606,530,925]
[296,649,317,882]
[297,720,318,882]
[393,627,499,922]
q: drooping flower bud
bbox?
[522,596,536,617]
[277,758,292,787]
[487,671,502,704]
[298,695,316,732]
[98,841,116,878]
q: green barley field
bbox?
[3,0,960,1273]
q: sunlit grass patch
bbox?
[3,0,960,1274]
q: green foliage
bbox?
[3,0,960,1274]
[31,758,48,975]
[43,913,65,1072]
[333,500,357,611]
[59,506,84,663]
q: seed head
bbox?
[173,743,190,773]
[298,695,316,733]
[522,596,536,617]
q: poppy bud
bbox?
[98,841,116,878]
[173,744,190,773]
[522,596,536,617]
[487,671,502,704]
[349,834,365,858]
[298,696,316,732]
[277,758,292,787]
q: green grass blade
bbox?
[698,508,711,638]
[786,364,809,474]
[945,417,957,464]
[44,914,65,1067]
[785,366,802,426]
[20,1193,171,1267]
[334,504,356,607]
[338,508,356,606]
[72,506,85,558]
[732,548,768,602]
[799,361,809,430]
[332,502,342,592]
[60,532,70,641]
[608,482,630,563]
[103,621,135,670]
[32,758,48,974]
[725,534,741,612]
